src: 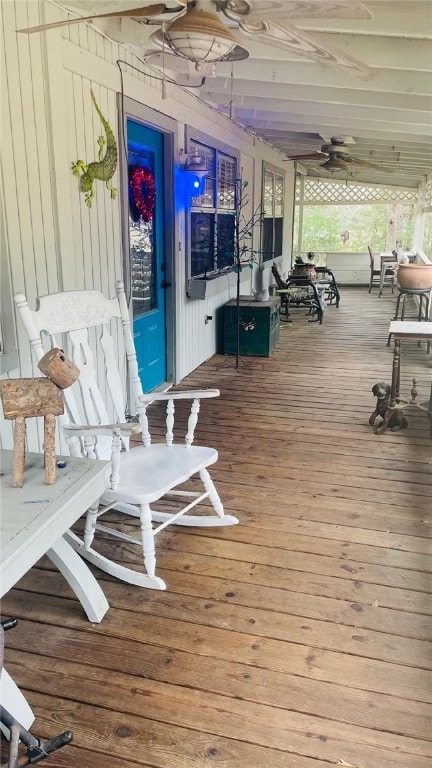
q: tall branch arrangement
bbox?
[221,179,265,369]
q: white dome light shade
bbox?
[164,9,249,64]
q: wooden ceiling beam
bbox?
[296,1,431,39]
[215,61,431,96]
[209,94,430,129]
[207,79,431,113]
[223,108,432,140]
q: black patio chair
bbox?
[271,263,324,324]
[315,266,341,307]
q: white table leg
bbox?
[0,667,34,734]
[48,536,109,623]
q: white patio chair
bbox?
[14,282,238,590]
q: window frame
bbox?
[186,128,239,281]
[261,162,285,265]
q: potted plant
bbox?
[397,262,432,290]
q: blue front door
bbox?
[127,120,167,392]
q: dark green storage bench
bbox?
[223,296,280,357]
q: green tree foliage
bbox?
[422,213,432,259]
[294,203,414,253]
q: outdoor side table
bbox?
[378,254,397,297]
[0,451,110,727]
[380,321,432,437]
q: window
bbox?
[262,167,284,263]
[189,140,237,278]
[293,202,415,253]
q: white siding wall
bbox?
[326,253,371,285]
[0,0,293,448]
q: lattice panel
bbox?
[424,178,432,207]
[295,178,417,205]
[275,175,284,217]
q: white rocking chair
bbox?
[14,282,238,590]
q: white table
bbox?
[379,322,432,436]
[378,253,397,297]
[1,450,110,727]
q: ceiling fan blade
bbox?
[17,4,168,35]
[285,152,329,161]
[345,156,394,173]
[238,20,376,80]
[231,1,372,21]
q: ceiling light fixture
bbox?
[321,157,349,173]
[162,7,249,71]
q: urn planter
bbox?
[397,263,432,290]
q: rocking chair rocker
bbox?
[14,282,238,590]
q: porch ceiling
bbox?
[53,1,431,189]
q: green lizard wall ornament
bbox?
[72,90,118,207]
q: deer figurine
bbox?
[0,348,79,486]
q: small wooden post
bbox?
[12,416,26,487]
[44,412,57,485]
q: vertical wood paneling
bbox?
[1,0,57,449]
[64,69,82,289]
[43,30,76,292]
[1,0,292,449]
[2,0,38,303]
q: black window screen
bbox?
[262,169,284,262]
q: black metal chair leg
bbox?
[1,619,73,767]
[1,706,73,767]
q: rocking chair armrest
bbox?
[139,389,220,403]
[63,422,142,437]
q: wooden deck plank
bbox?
[7,692,347,768]
[2,287,431,767]
[3,591,431,704]
[6,621,431,741]
[10,560,432,641]
[6,656,432,768]
[7,568,432,667]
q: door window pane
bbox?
[128,153,157,316]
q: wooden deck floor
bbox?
[2,287,432,768]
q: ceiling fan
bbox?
[288,137,393,173]
[17,0,376,80]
